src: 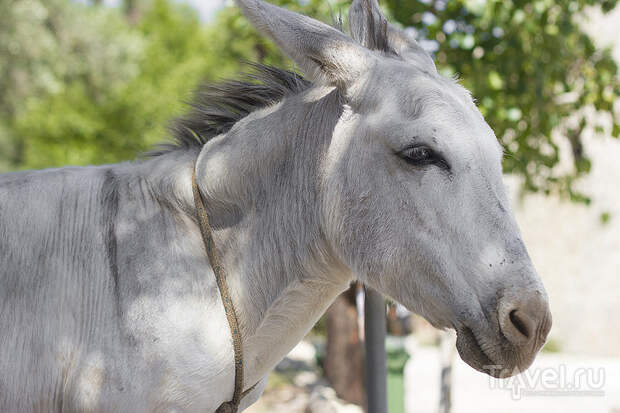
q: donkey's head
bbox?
[235,0,551,377]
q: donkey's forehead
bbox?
[364,66,503,158]
[402,74,475,116]
[369,69,477,125]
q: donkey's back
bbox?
[0,166,126,411]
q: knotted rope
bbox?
[192,164,257,413]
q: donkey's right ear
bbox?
[349,0,437,73]
[234,0,373,88]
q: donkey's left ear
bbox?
[349,0,437,73]
[235,0,373,88]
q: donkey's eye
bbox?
[406,146,432,161]
[399,146,436,165]
[398,145,450,170]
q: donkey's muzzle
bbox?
[456,287,552,378]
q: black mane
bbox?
[152,64,312,155]
[151,6,397,158]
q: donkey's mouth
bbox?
[455,326,505,378]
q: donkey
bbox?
[0,0,552,411]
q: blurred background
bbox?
[1,0,619,412]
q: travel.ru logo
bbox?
[485,364,606,399]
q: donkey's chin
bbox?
[455,326,536,378]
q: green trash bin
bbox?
[386,336,410,413]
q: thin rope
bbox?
[192,163,257,413]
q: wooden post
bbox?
[364,287,387,413]
[325,285,366,407]
[439,331,456,413]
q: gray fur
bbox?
[0,0,551,411]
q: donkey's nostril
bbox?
[509,309,531,339]
[500,308,535,346]
[499,290,551,347]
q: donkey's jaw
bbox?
[455,325,531,378]
[455,326,498,376]
[454,298,552,378]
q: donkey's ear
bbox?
[349,0,436,72]
[235,0,373,87]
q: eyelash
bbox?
[398,145,450,171]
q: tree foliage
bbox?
[0,0,141,169]
[1,0,618,202]
[7,0,208,168]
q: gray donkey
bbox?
[0,0,552,411]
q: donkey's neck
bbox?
[185,86,352,384]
